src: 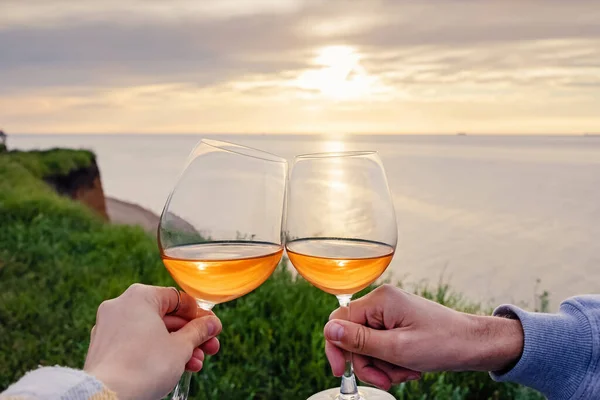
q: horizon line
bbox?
[5,132,599,136]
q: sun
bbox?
[294,45,375,100]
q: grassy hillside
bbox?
[5,148,95,178]
[0,150,543,399]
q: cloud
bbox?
[0,0,302,28]
[0,16,311,92]
[0,0,599,133]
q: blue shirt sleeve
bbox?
[490,295,600,400]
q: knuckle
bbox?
[125,283,147,296]
[97,299,114,313]
[123,283,156,305]
[371,284,391,300]
[379,284,405,307]
[380,284,396,295]
[353,325,370,352]
[96,299,115,319]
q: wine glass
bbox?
[285,151,397,400]
[158,139,287,400]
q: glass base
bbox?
[307,387,396,400]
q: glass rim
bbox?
[200,138,287,164]
[295,150,377,159]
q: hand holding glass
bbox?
[158,139,287,400]
[285,151,398,400]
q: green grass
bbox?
[0,151,544,399]
[5,148,95,178]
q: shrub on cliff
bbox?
[5,149,95,178]
[0,151,542,399]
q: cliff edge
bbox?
[4,149,108,220]
[4,147,164,232]
[44,158,108,220]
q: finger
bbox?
[167,319,218,356]
[353,354,392,390]
[164,315,188,332]
[325,341,346,377]
[372,359,421,384]
[173,315,222,352]
[329,306,345,321]
[329,298,371,326]
[185,358,203,372]
[192,347,205,362]
[151,286,200,320]
[200,337,220,356]
[324,319,397,362]
[164,311,218,331]
[166,319,219,357]
[90,325,97,340]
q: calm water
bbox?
[10,134,600,308]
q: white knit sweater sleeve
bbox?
[0,367,116,400]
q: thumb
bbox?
[173,315,222,352]
[325,319,396,361]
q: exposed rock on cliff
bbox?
[44,158,108,220]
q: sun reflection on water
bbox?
[322,139,346,153]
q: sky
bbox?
[1,0,599,134]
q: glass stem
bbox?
[170,300,215,400]
[336,295,360,400]
[171,371,192,400]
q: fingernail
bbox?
[326,322,344,342]
[206,319,216,336]
[407,374,420,381]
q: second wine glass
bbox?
[158,139,287,400]
[285,151,398,400]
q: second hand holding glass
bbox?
[285,151,398,400]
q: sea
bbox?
[9,134,600,309]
